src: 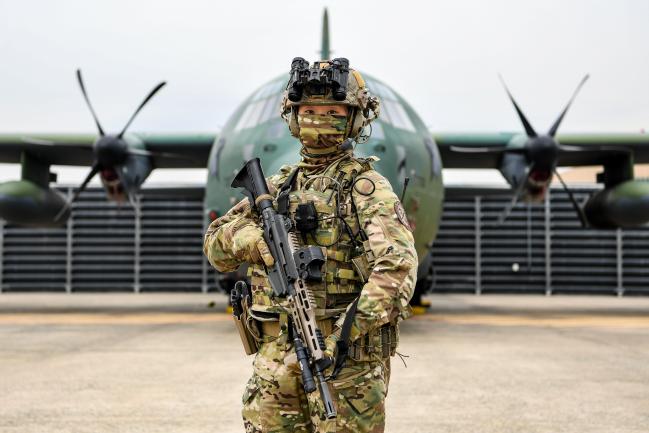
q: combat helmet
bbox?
[280,57,381,141]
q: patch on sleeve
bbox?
[394,202,412,231]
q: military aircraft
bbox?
[1,9,649,304]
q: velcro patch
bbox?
[394,202,411,231]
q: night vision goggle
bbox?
[286,57,351,102]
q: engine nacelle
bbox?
[584,180,649,229]
[100,154,152,202]
[0,180,70,226]
[499,153,552,203]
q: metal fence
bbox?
[432,189,649,295]
[0,187,216,293]
[0,186,647,295]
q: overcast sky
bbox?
[1,0,648,185]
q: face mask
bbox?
[297,113,348,150]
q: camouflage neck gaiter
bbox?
[298,146,353,175]
[297,113,348,154]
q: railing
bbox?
[431,189,649,295]
[0,187,216,293]
[0,186,647,295]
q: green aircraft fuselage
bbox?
[3,7,649,301]
[203,73,444,263]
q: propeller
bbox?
[495,165,530,226]
[553,168,589,227]
[77,69,106,136]
[459,75,592,226]
[53,69,167,221]
[54,163,99,221]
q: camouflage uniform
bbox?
[204,61,417,433]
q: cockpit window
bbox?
[383,100,415,132]
[260,93,283,124]
[364,77,415,132]
[371,121,385,140]
[368,80,397,100]
[208,138,225,177]
[235,100,264,131]
[235,78,286,131]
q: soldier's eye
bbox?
[327,110,340,115]
[303,109,315,114]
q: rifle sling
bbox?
[331,296,359,379]
[276,167,300,216]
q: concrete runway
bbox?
[1,294,648,433]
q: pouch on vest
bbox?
[348,323,399,361]
[350,240,375,283]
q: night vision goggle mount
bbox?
[287,57,350,102]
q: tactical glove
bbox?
[324,333,338,361]
[233,224,275,267]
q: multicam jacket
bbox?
[204,150,417,342]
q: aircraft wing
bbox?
[434,132,649,168]
[432,133,516,169]
[0,133,216,169]
[133,134,217,168]
[0,134,95,165]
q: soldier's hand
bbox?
[235,224,275,267]
[324,333,338,361]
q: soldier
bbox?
[204,58,418,433]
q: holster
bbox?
[233,313,259,356]
[231,281,260,356]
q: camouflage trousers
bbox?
[242,331,391,433]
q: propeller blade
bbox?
[557,144,590,152]
[114,165,139,209]
[76,69,105,136]
[449,145,511,153]
[548,74,590,137]
[21,137,56,146]
[553,168,589,227]
[557,143,631,154]
[499,74,537,138]
[496,179,527,226]
[54,163,100,221]
[127,147,198,162]
[127,191,138,210]
[21,137,94,153]
[494,164,532,226]
[117,81,167,138]
[126,148,153,157]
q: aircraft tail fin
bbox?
[320,8,330,60]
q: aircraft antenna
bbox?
[321,8,330,60]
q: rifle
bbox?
[231,158,336,419]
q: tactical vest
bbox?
[247,156,377,320]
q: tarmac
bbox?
[1,293,648,433]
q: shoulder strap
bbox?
[330,297,359,379]
[276,167,299,215]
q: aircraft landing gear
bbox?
[410,277,432,315]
